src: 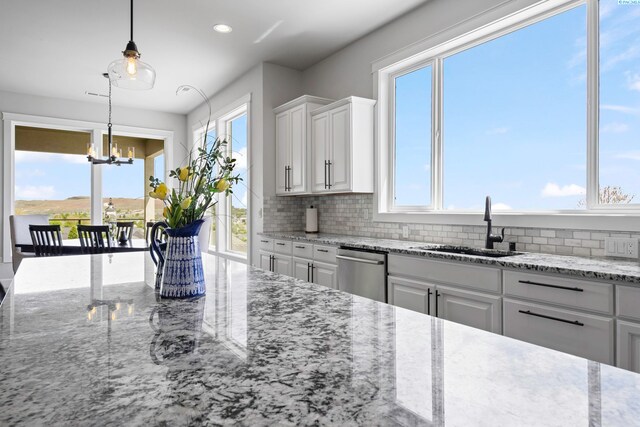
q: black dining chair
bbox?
[77,225,112,254]
[146,221,167,245]
[29,225,64,257]
[116,221,134,242]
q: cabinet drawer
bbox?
[273,239,292,255]
[503,271,613,315]
[388,254,501,293]
[258,238,274,252]
[313,245,337,263]
[292,242,313,259]
[503,298,614,364]
[617,286,640,321]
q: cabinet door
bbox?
[311,112,329,192]
[275,111,290,195]
[328,104,351,192]
[617,321,640,373]
[388,275,433,315]
[436,285,502,334]
[274,255,292,276]
[289,105,306,193]
[259,251,273,272]
[313,261,337,289]
[293,257,311,282]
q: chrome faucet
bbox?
[484,196,504,249]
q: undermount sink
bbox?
[412,245,523,258]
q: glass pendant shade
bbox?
[107,54,156,90]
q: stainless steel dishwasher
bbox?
[336,246,387,303]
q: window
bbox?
[381,0,638,218]
[228,114,248,255]
[194,125,218,251]
[597,0,640,206]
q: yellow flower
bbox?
[163,207,170,218]
[216,178,230,192]
[180,197,192,210]
[178,167,190,182]
[149,182,169,200]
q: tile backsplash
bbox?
[263,193,638,257]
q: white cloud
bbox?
[492,203,512,210]
[541,183,586,197]
[233,147,247,170]
[601,104,640,116]
[15,185,56,200]
[626,72,640,92]
[601,122,630,133]
[14,151,88,164]
[602,45,640,71]
[486,127,509,135]
[16,168,45,178]
[614,151,640,161]
[424,163,430,172]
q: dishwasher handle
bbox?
[336,255,385,265]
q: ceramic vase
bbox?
[150,219,205,298]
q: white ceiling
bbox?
[0,0,427,114]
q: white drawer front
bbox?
[313,245,337,263]
[258,238,274,252]
[503,298,614,364]
[388,254,501,294]
[617,285,640,321]
[292,242,313,259]
[273,239,292,255]
[503,271,613,315]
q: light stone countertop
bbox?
[2,252,640,425]
[261,231,640,284]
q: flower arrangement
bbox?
[148,86,241,229]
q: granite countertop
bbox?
[1,252,640,425]
[261,231,640,284]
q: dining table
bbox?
[1,252,640,425]
[14,238,149,254]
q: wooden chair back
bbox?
[77,225,112,254]
[116,221,134,241]
[29,225,64,257]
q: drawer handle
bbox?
[336,255,383,265]
[317,249,329,253]
[295,246,306,249]
[518,280,583,292]
[276,243,286,246]
[261,240,270,243]
[518,310,584,326]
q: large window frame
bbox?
[190,94,251,263]
[375,0,640,231]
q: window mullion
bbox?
[432,57,444,210]
[586,0,599,209]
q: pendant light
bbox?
[107,0,156,90]
[87,74,135,165]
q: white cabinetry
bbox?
[292,244,338,289]
[274,95,333,195]
[617,321,640,373]
[310,97,376,193]
[387,255,502,334]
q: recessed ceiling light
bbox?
[213,24,232,33]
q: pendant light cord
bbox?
[108,76,113,153]
[130,0,134,42]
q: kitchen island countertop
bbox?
[1,252,639,426]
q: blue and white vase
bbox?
[150,219,206,298]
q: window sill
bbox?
[372,210,640,232]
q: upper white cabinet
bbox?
[274,95,333,195]
[310,97,376,194]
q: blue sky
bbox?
[395,1,640,210]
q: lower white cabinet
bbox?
[503,298,614,365]
[388,275,501,334]
[436,285,502,334]
[388,275,433,315]
[617,321,640,373]
[293,256,337,289]
[259,250,292,276]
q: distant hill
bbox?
[15,197,163,215]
